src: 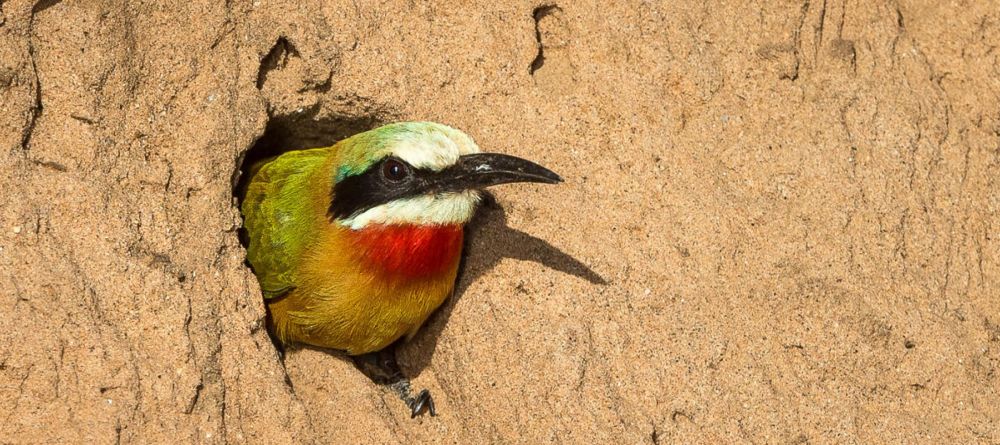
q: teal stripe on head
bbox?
[336,164,361,182]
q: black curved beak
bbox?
[435,153,562,192]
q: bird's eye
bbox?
[381,158,409,182]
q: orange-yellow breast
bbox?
[267,222,464,355]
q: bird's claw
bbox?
[408,389,435,418]
[353,343,438,418]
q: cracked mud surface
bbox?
[1,1,998,443]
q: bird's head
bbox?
[329,122,561,230]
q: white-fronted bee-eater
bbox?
[241,121,561,417]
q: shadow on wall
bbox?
[402,192,607,378]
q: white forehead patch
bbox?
[339,190,481,229]
[390,127,480,171]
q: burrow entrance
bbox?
[233,109,385,206]
[232,108,389,352]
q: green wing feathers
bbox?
[242,148,331,299]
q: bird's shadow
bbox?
[399,192,607,377]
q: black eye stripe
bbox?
[329,158,438,220]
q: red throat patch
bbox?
[349,224,464,278]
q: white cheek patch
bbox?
[340,190,481,229]
[390,129,481,171]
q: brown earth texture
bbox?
[2,0,999,443]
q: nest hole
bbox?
[233,110,384,218]
[232,109,385,353]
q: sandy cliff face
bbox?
[1,0,998,443]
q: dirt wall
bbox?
[1,0,998,443]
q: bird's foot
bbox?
[389,379,435,418]
[353,344,436,418]
[409,388,436,418]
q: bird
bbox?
[240,121,561,417]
